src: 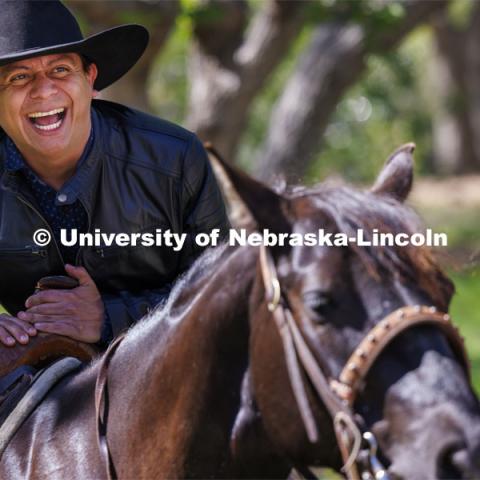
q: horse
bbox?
[0,144,479,479]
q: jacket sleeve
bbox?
[98,135,229,345]
[177,135,230,273]
[100,285,172,344]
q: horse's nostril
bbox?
[451,448,470,472]
[386,470,403,480]
[438,444,468,479]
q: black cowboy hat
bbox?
[0,0,149,90]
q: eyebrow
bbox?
[45,55,77,66]
[0,65,29,82]
[0,65,29,78]
[0,55,78,79]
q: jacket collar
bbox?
[0,107,104,218]
[56,109,103,213]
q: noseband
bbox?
[258,245,470,480]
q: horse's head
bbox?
[211,145,480,479]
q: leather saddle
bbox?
[0,276,99,378]
[0,276,98,422]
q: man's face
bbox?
[0,53,98,163]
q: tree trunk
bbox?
[255,0,449,181]
[67,0,180,111]
[186,0,307,160]
[430,4,480,174]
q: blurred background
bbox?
[68,0,479,391]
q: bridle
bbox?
[94,244,471,480]
[258,244,471,480]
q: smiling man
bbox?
[0,1,228,349]
[0,53,97,190]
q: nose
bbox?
[437,440,480,479]
[29,74,58,100]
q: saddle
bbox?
[0,331,98,378]
[0,275,98,377]
[0,276,99,417]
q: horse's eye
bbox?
[302,291,335,318]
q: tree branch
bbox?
[67,0,180,110]
[186,0,306,159]
[255,0,449,181]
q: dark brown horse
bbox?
[1,145,479,479]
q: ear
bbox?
[371,143,415,202]
[87,62,98,91]
[205,143,291,233]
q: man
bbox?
[0,1,229,349]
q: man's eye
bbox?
[10,74,28,82]
[53,66,69,74]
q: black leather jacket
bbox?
[0,100,229,338]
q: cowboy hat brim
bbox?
[0,24,149,91]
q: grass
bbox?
[449,267,480,393]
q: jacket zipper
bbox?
[75,197,91,265]
[16,194,65,265]
[0,245,47,257]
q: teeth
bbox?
[28,108,64,118]
[34,119,63,131]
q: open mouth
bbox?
[27,107,66,132]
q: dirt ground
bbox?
[410,174,480,209]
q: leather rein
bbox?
[258,244,470,480]
[94,244,471,480]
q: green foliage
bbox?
[180,1,225,26]
[238,26,315,171]
[450,267,480,393]
[148,0,439,187]
[448,0,476,29]
[148,8,192,123]
[418,206,480,253]
[307,27,434,184]
[303,0,405,29]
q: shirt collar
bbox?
[4,120,95,205]
[4,136,24,173]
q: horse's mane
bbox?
[122,177,454,348]
[284,180,454,310]
[116,244,234,344]
[155,242,230,320]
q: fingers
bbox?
[33,321,77,337]
[0,316,37,347]
[19,311,73,324]
[0,326,15,347]
[33,317,100,343]
[25,289,71,309]
[19,302,74,318]
[65,264,93,286]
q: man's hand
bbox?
[0,313,37,347]
[17,264,104,343]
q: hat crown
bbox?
[0,1,82,58]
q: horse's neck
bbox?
[106,246,259,477]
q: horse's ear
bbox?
[205,143,291,233]
[371,143,415,202]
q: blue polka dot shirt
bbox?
[4,130,94,265]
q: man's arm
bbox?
[18,136,229,346]
[99,285,172,343]
[15,266,169,347]
[177,135,230,273]
[100,136,229,341]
